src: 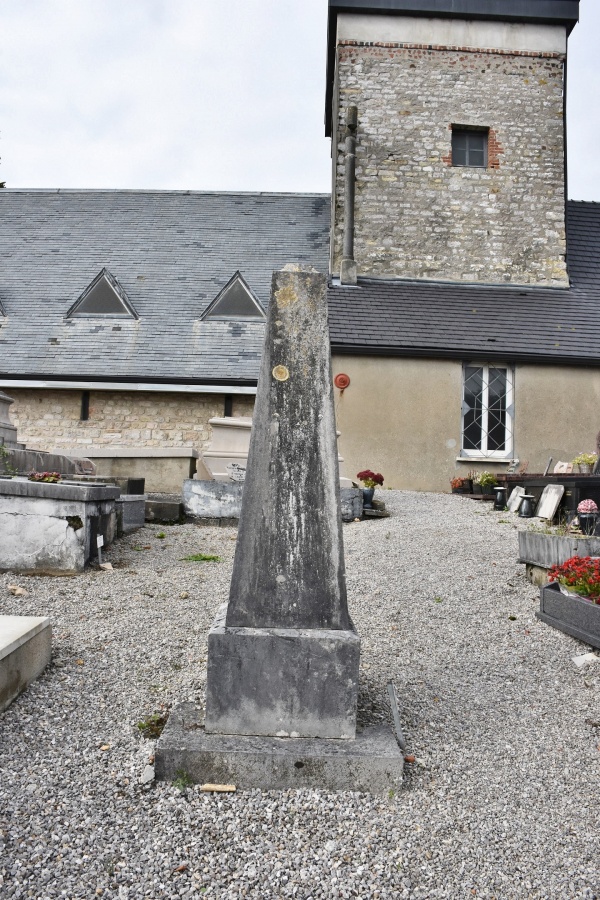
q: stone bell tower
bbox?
[326,0,580,287]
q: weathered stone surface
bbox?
[156,702,404,793]
[183,480,363,524]
[226,268,351,631]
[115,494,146,535]
[203,268,361,743]
[0,391,19,449]
[205,604,360,740]
[0,615,52,712]
[0,480,118,572]
[518,531,600,570]
[8,387,254,454]
[144,499,184,524]
[0,447,95,477]
[183,479,244,519]
[332,41,567,286]
[340,487,362,521]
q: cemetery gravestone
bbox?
[156,267,404,790]
[535,484,565,521]
[507,486,526,513]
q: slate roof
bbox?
[0,190,330,385]
[1,192,599,383]
[328,201,600,366]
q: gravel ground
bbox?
[0,491,599,899]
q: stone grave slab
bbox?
[507,486,526,513]
[535,484,565,520]
[1,615,52,712]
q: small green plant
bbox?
[0,444,18,476]
[572,452,598,467]
[476,471,498,489]
[388,789,395,799]
[433,596,444,603]
[173,769,194,791]
[156,532,166,539]
[181,553,222,563]
[137,710,169,739]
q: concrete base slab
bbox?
[1,615,52,712]
[156,702,404,792]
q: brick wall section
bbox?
[8,389,256,452]
[333,41,568,286]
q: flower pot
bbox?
[362,487,375,509]
[578,464,592,475]
[518,494,536,518]
[537,581,600,649]
[493,486,507,510]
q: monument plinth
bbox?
[156,268,403,790]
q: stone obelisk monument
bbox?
[205,266,360,739]
[156,267,403,790]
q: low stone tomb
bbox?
[183,479,363,524]
[183,479,244,523]
[518,530,600,586]
[0,478,119,573]
[0,615,52,712]
[115,494,147,536]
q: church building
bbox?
[2,0,599,492]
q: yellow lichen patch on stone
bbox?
[275,285,298,309]
[272,365,290,382]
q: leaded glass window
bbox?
[461,364,513,458]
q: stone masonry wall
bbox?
[8,389,255,452]
[333,42,567,286]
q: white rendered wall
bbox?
[336,14,567,55]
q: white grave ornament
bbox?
[535,484,565,521]
[507,486,526,513]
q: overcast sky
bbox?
[0,0,598,200]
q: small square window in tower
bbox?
[452,128,488,168]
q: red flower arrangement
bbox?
[28,471,61,483]
[548,555,600,603]
[577,499,598,514]
[357,469,384,489]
